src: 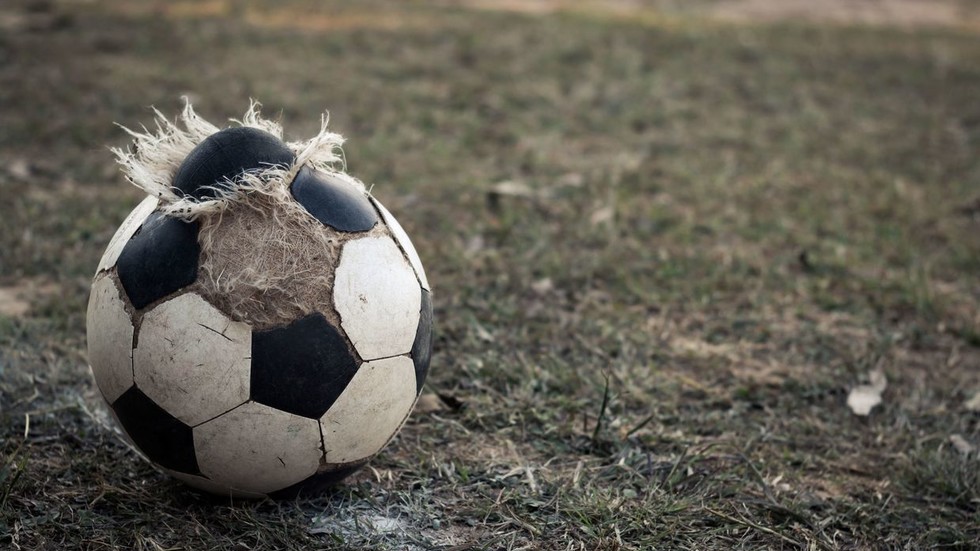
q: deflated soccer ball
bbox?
[87,104,432,498]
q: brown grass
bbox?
[0,0,978,548]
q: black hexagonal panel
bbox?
[289,166,378,232]
[172,127,295,200]
[116,212,200,310]
[111,386,200,475]
[251,313,360,419]
[411,289,433,395]
[267,461,367,499]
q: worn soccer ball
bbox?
[87,105,432,498]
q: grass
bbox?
[1,0,979,548]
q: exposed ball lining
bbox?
[196,189,387,329]
[112,101,383,328]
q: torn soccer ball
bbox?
[87,103,433,498]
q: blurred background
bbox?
[1,0,979,548]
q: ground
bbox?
[1,0,979,549]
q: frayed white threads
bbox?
[111,101,380,328]
[112,100,365,221]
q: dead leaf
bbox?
[847,369,887,416]
[489,180,534,198]
[471,319,494,342]
[463,234,485,257]
[531,278,553,295]
[949,434,975,456]
[487,180,540,212]
[415,393,447,414]
[964,391,980,412]
[589,206,614,226]
[554,172,584,188]
[8,159,31,180]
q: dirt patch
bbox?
[91,0,980,31]
[97,0,430,31]
[439,0,579,15]
[446,0,980,29]
[95,0,230,19]
[0,279,60,317]
[709,0,979,28]
[243,9,427,32]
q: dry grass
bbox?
[1,0,978,549]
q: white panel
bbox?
[165,469,267,499]
[193,402,322,494]
[334,236,422,360]
[97,196,159,273]
[86,276,135,403]
[372,198,430,290]
[319,355,417,463]
[134,293,251,426]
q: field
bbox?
[1,0,979,549]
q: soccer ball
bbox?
[87,105,432,498]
